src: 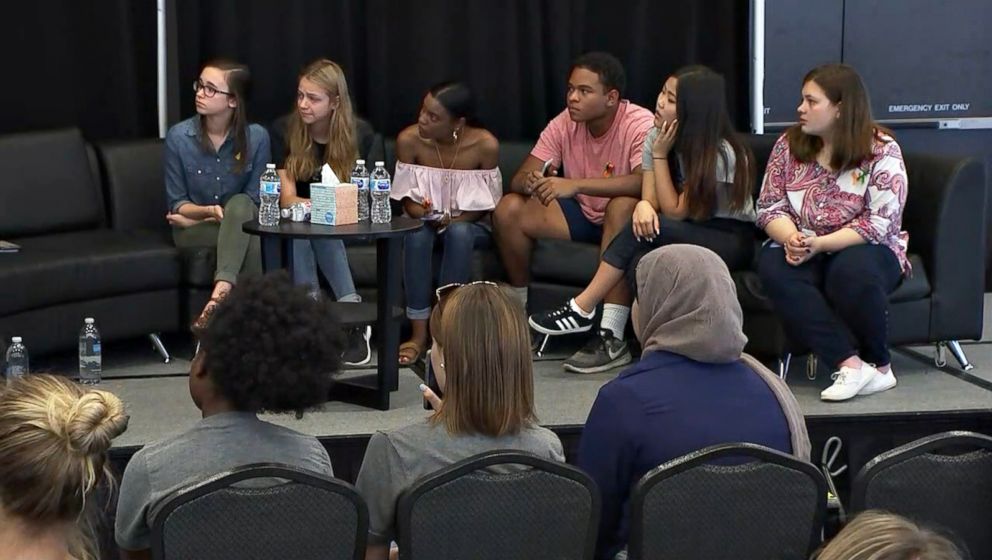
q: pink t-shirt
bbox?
[531,100,654,224]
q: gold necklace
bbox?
[433,134,462,170]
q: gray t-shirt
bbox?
[640,128,755,222]
[355,420,565,544]
[115,411,333,551]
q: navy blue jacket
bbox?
[578,350,794,559]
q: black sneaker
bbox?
[342,325,372,367]
[563,330,632,374]
[529,300,595,336]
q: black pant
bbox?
[602,215,757,290]
[757,243,903,368]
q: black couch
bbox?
[0,129,181,356]
[1,129,984,371]
[495,135,987,368]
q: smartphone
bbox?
[540,159,554,177]
[422,349,443,410]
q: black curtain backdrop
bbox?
[0,0,749,141]
[173,0,752,141]
[0,0,158,141]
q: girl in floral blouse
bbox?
[756,63,908,402]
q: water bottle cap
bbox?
[266,163,276,169]
[375,161,385,167]
[356,159,365,165]
[85,318,95,324]
[11,336,21,343]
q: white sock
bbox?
[600,304,630,341]
[569,298,595,318]
[513,287,528,310]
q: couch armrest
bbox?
[903,154,986,341]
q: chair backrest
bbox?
[150,462,368,560]
[397,450,599,560]
[852,431,992,559]
[628,442,826,560]
[97,138,168,232]
[0,128,104,238]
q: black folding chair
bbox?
[397,450,599,560]
[628,442,827,560]
[150,462,368,560]
[852,430,992,559]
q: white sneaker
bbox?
[820,362,879,401]
[859,366,897,395]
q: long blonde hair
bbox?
[813,510,963,560]
[285,59,358,183]
[0,374,129,560]
[430,283,537,437]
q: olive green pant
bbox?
[172,193,262,285]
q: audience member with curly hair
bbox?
[812,510,963,560]
[115,271,344,559]
[0,374,129,560]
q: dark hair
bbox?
[570,51,626,96]
[429,81,477,125]
[786,63,892,172]
[671,66,755,220]
[194,271,344,413]
[199,59,252,173]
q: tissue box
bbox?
[310,183,358,225]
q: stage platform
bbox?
[30,296,992,490]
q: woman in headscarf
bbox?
[577,244,810,560]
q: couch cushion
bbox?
[0,230,180,315]
[531,238,601,286]
[0,128,104,237]
[734,253,930,313]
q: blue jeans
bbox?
[404,221,490,319]
[291,238,360,302]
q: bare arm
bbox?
[277,169,308,207]
[510,154,545,195]
[569,171,643,197]
[365,544,389,560]
[650,159,689,220]
[809,228,866,253]
[175,202,222,221]
[764,216,800,245]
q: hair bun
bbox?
[64,390,129,455]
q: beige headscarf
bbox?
[634,245,811,461]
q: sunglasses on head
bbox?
[433,281,499,316]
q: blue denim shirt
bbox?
[164,116,272,213]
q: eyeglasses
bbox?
[433,281,499,317]
[193,79,233,98]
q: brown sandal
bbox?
[193,291,229,330]
[398,341,425,366]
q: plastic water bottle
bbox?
[78,318,102,385]
[4,337,28,384]
[370,161,392,224]
[351,159,370,222]
[259,163,281,226]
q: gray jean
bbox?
[291,238,360,302]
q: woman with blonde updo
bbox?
[0,374,129,560]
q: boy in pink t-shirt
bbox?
[493,52,653,335]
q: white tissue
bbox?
[320,164,341,186]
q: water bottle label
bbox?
[92,342,101,354]
[372,179,391,192]
[7,365,25,377]
[261,181,280,196]
[352,177,368,189]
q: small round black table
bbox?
[244,217,423,410]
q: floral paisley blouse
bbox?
[756,133,910,274]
